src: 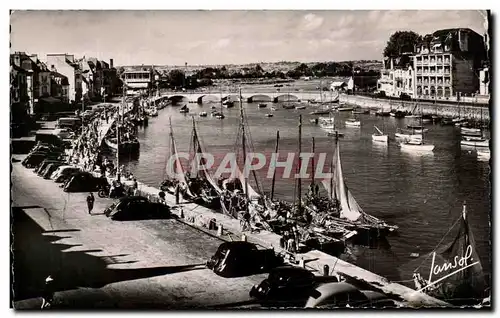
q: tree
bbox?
[383,31,422,58]
[168,69,186,88]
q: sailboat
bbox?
[185,117,221,208]
[179,104,189,113]
[372,125,388,143]
[104,89,140,155]
[411,202,488,306]
[400,103,435,152]
[321,138,398,237]
[159,118,196,201]
[345,117,361,127]
[218,90,264,220]
[460,106,488,147]
[301,134,357,251]
[212,91,225,119]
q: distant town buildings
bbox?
[377,28,489,101]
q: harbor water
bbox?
[118,102,491,288]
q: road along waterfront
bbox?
[124,100,490,292]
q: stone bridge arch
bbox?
[247,94,272,103]
[274,94,299,103]
[197,95,220,104]
[168,95,188,105]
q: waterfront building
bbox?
[47,53,83,104]
[50,71,70,103]
[123,69,153,95]
[10,52,53,114]
[10,59,29,121]
[413,28,486,100]
[377,56,414,98]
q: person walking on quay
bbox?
[41,275,55,309]
[175,184,180,205]
[132,178,139,196]
[86,192,95,215]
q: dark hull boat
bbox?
[410,203,489,306]
[104,138,140,154]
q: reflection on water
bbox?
[126,102,491,288]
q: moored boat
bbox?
[410,202,488,306]
[477,148,490,160]
[372,126,388,143]
[258,103,267,108]
[199,111,208,117]
[179,105,189,113]
[345,118,361,127]
[400,140,435,152]
[460,138,489,147]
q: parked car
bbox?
[50,166,80,182]
[304,282,396,308]
[250,266,320,307]
[104,196,170,221]
[22,151,62,169]
[63,172,108,193]
[206,241,283,278]
[35,159,64,175]
[42,162,65,179]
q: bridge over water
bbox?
[149,91,339,105]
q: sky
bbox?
[10,10,488,66]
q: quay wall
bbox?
[339,94,490,123]
[79,95,448,307]
[118,178,449,308]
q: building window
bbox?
[444,87,451,97]
[437,87,443,97]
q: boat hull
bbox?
[460,140,489,147]
[345,121,361,127]
[372,134,388,143]
[400,142,434,152]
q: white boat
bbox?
[345,119,361,127]
[271,107,277,111]
[337,106,354,112]
[400,102,434,152]
[265,113,274,118]
[372,126,388,143]
[296,105,306,110]
[477,148,490,160]
[199,112,208,117]
[319,116,334,123]
[462,135,484,141]
[179,105,189,113]
[400,139,435,152]
[461,127,482,134]
[460,139,489,147]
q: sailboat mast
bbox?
[311,137,315,186]
[240,89,249,212]
[330,133,336,199]
[116,85,124,182]
[191,117,198,178]
[297,115,302,212]
[270,130,280,201]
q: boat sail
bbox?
[159,118,195,200]
[372,125,388,143]
[218,90,263,219]
[186,117,222,208]
[410,202,488,306]
[321,139,398,237]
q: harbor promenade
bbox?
[11,157,268,309]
